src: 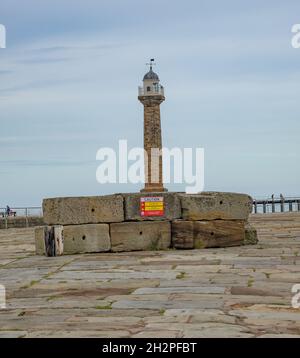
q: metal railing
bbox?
[252,196,300,214]
[0,207,42,218]
[138,85,164,96]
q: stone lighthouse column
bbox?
[138,60,167,192]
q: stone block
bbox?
[35,224,111,255]
[171,220,194,249]
[42,225,64,257]
[63,224,111,254]
[43,195,124,225]
[244,223,259,245]
[110,221,171,252]
[35,226,46,255]
[193,220,245,248]
[123,192,181,221]
[171,219,246,249]
[179,192,252,221]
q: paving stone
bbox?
[132,330,182,338]
[0,331,27,338]
[257,333,300,338]
[141,322,253,338]
[25,330,130,338]
[182,324,254,338]
[112,299,224,310]
[133,287,225,294]
[51,270,177,280]
[1,212,300,337]
[159,308,236,324]
[244,223,259,245]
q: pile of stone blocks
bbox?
[172,192,257,249]
[35,192,258,256]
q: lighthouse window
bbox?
[147,86,151,92]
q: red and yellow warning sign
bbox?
[140,197,164,217]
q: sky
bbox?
[0,0,299,207]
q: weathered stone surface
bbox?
[43,225,64,257]
[194,220,245,248]
[110,221,171,252]
[182,323,254,338]
[53,226,64,256]
[138,94,165,192]
[172,220,245,249]
[63,224,110,254]
[2,212,300,338]
[35,226,46,255]
[0,331,27,338]
[35,224,111,255]
[244,223,258,245]
[123,192,181,221]
[179,192,252,221]
[133,286,225,294]
[171,220,194,249]
[43,195,124,225]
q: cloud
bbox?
[0,70,13,75]
[0,77,84,96]
[16,57,69,64]
[0,133,101,144]
[0,159,95,167]
[28,43,122,53]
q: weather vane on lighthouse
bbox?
[138,59,167,193]
[146,58,156,70]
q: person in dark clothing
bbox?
[6,205,11,216]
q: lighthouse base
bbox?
[140,185,168,193]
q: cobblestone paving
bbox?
[0,213,300,338]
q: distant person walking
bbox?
[280,194,285,212]
[6,205,11,216]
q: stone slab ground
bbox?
[0,212,300,338]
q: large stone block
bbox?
[43,195,124,225]
[193,220,245,248]
[35,226,46,255]
[172,219,245,249]
[35,225,64,256]
[63,224,111,254]
[171,220,194,249]
[35,224,111,255]
[179,192,253,221]
[110,221,171,252]
[123,192,181,221]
